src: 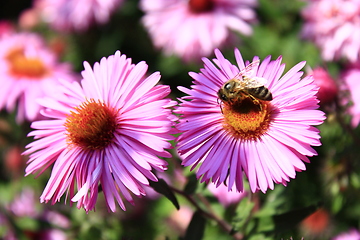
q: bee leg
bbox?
[249,95,262,111]
[217,99,224,114]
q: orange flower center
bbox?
[6,47,48,79]
[64,99,119,150]
[222,96,272,140]
[189,0,214,13]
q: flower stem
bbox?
[170,186,244,240]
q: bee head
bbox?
[224,82,232,91]
[217,89,228,101]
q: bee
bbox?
[217,60,272,106]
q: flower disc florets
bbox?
[65,99,119,150]
[222,97,271,140]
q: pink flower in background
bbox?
[332,229,360,240]
[140,0,257,62]
[6,188,70,240]
[9,188,38,217]
[175,48,325,193]
[24,51,177,212]
[0,32,77,123]
[342,64,360,127]
[302,0,360,62]
[208,182,247,207]
[34,0,124,32]
[37,229,68,240]
[311,67,338,105]
[0,21,15,38]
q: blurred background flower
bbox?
[301,0,360,62]
[0,188,70,240]
[300,208,332,238]
[140,0,257,62]
[342,63,360,127]
[0,32,78,123]
[332,229,360,240]
[32,0,124,32]
[208,182,248,207]
[310,67,338,106]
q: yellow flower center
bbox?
[222,96,272,140]
[64,99,119,150]
[6,47,48,79]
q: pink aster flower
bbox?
[175,48,325,193]
[342,63,360,127]
[140,0,257,62]
[0,32,77,123]
[302,0,360,62]
[23,51,177,212]
[34,0,124,32]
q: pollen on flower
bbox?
[6,47,48,78]
[64,99,119,150]
[188,0,214,13]
[222,97,271,140]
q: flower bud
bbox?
[312,67,338,105]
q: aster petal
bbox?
[256,137,287,183]
[197,131,231,178]
[40,148,78,202]
[227,140,244,191]
[264,136,296,179]
[72,157,102,202]
[29,120,66,131]
[24,132,65,154]
[102,159,125,211]
[275,109,325,125]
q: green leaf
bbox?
[256,204,320,233]
[232,198,255,233]
[183,210,206,240]
[149,178,180,210]
[332,194,343,214]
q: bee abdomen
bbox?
[248,86,273,101]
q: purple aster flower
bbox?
[24,51,177,212]
[175,48,325,193]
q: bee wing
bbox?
[242,76,268,88]
[232,59,260,80]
